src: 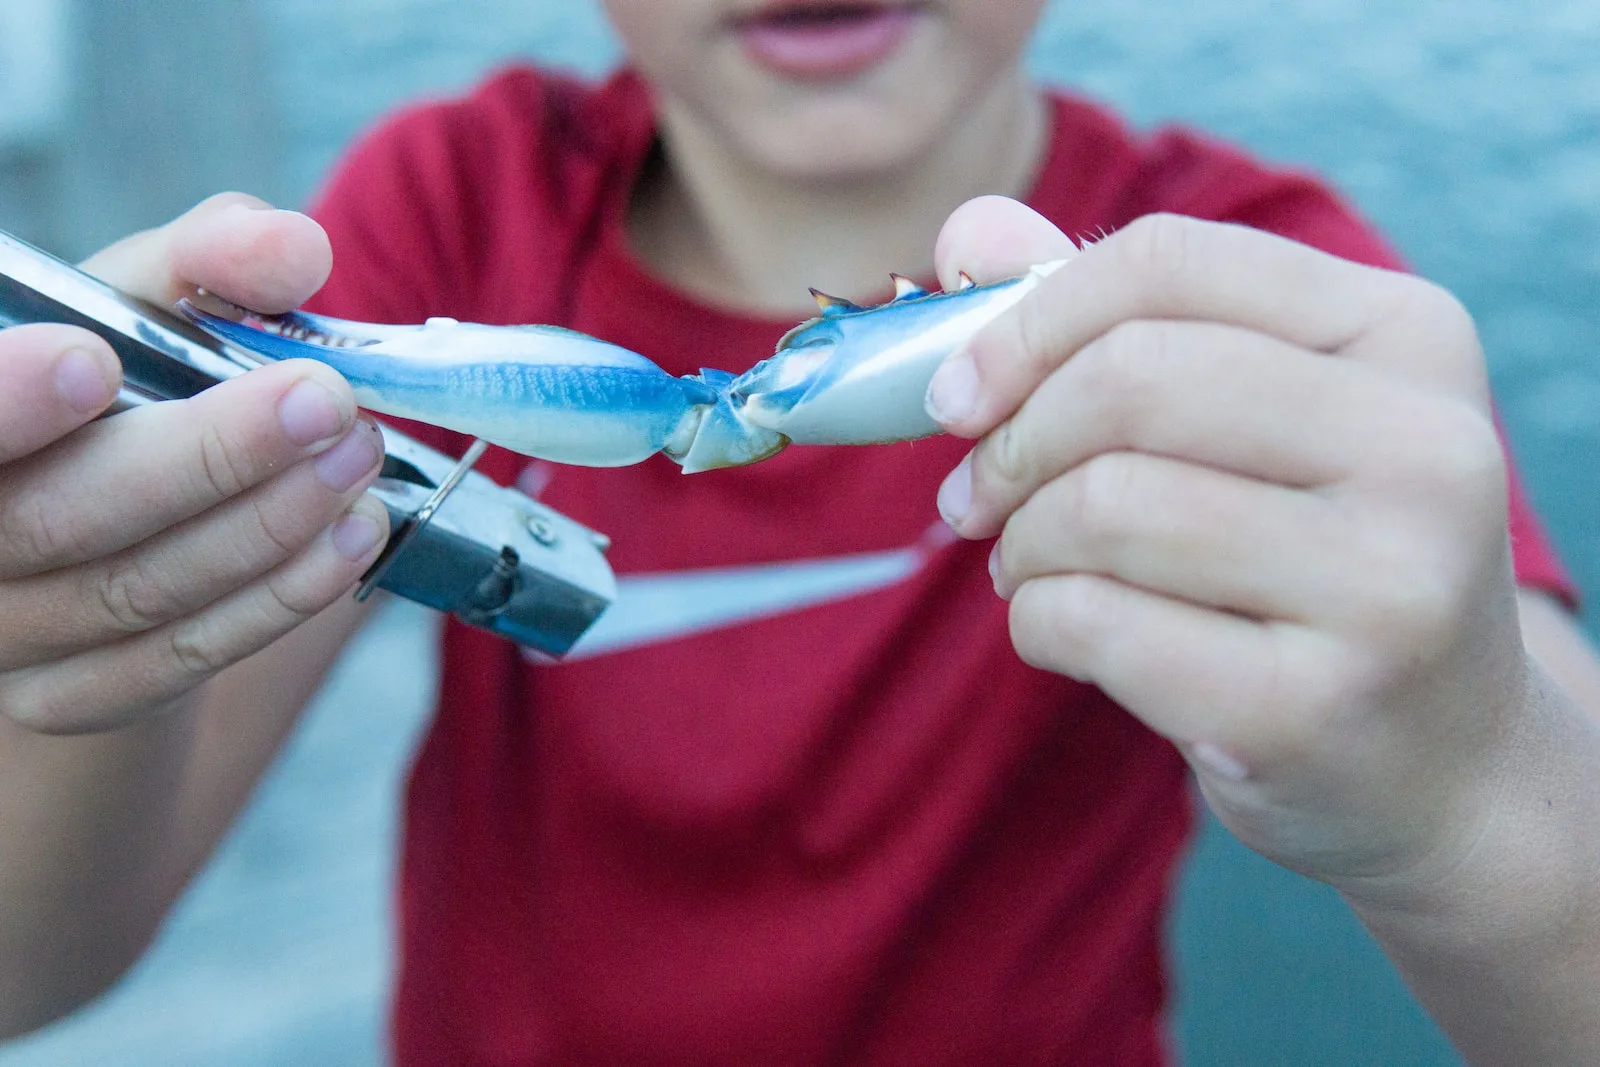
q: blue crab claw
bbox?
[730,260,1072,446]
[179,301,718,468]
[176,257,1075,473]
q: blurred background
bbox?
[2,1,1597,1063]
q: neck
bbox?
[627,73,1049,316]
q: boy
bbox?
[1,1,1597,1063]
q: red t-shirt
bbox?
[307,68,1571,1066]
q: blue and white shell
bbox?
[179,255,1073,474]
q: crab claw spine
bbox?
[889,274,928,300]
[809,289,861,316]
[180,302,350,362]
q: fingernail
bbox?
[55,346,118,413]
[331,510,383,561]
[925,352,979,425]
[279,378,348,446]
[987,541,1003,595]
[314,422,381,491]
[937,453,973,530]
[1190,741,1250,782]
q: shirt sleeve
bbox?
[1140,127,1578,604]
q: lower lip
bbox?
[735,6,922,81]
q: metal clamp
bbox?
[0,228,615,656]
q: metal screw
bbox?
[526,513,559,547]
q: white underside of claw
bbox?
[739,258,1072,446]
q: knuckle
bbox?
[1395,274,1473,335]
[0,491,87,570]
[1057,572,1113,633]
[193,422,255,501]
[1399,575,1462,648]
[1060,454,1138,543]
[985,417,1032,488]
[91,556,173,634]
[0,684,52,732]
[262,567,331,626]
[1010,574,1107,675]
[1082,321,1168,417]
[1119,213,1202,285]
[1382,275,1487,382]
[1008,581,1058,671]
[249,492,315,560]
[1011,299,1061,381]
[1257,640,1353,758]
[1421,402,1504,501]
[0,671,88,735]
[1341,526,1459,657]
[167,619,231,680]
[1372,395,1506,524]
[161,538,344,686]
[995,514,1023,581]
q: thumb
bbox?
[0,323,122,464]
[80,192,332,314]
[933,195,1079,290]
[924,196,1082,436]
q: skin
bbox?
[0,1,1596,1060]
[609,0,1050,309]
[0,196,389,1031]
[925,197,1600,1063]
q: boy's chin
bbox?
[716,100,961,182]
[747,136,931,182]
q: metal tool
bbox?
[0,229,615,656]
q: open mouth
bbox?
[731,2,928,81]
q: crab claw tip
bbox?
[889,273,927,300]
[809,289,860,316]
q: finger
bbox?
[0,421,384,669]
[0,361,371,579]
[80,192,332,313]
[0,494,389,734]
[939,319,1414,538]
[993,452,1341,622]
[0,325,122,464]
[933,195,1081,289]
[932,213,1477,439]
[1008,571,1310,751]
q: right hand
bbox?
[0,193,390,734]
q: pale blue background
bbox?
[4,2,1599,1063]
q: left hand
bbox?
[923,196,1529,902]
